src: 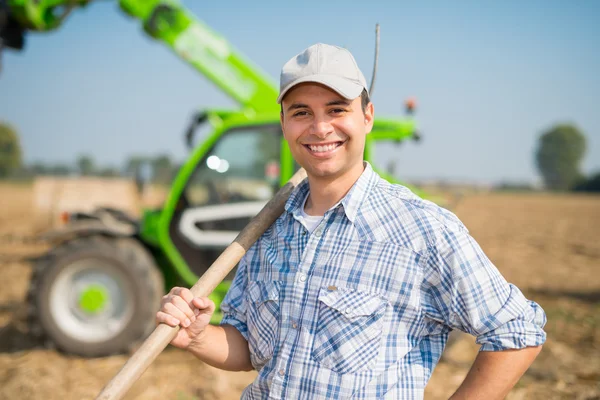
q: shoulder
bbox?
[356,178,468,253]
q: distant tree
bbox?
[9,166,35,180]
[30,162,49,176]
[124,155,148,177]
[48,164,72,176]
[27,162,71,176]
[495,181,537,192]
[151,154,173,183]
[76,155,96,176]
[0,122,23,178]
[573,172,600,192]
[98,167,120,177]
[535,124,586,191]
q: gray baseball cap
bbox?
[277,43,369,104]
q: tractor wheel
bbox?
[27,236,164,357]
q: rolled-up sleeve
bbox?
[219,255,249,340]
[425,221,547,351]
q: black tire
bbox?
[27,236,164,357]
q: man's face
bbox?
[280,83,374,181]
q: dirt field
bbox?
[0,183,598,399]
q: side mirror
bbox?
[184,111,208,151]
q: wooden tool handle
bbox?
[96,168,307,400]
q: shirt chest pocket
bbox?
[311,287,387,374]
[246,281,281,369]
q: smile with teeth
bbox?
[305,142,344,153]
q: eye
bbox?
[330,108,346,114]
[292,111,309,117]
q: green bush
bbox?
[572,172,600,192]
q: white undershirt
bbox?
[297,192,341,234]
[298,193,323,233]
[299,206,324,234]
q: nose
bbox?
[310,116,334,139]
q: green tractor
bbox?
[2,0,425,357]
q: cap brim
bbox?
[277,74,364,104]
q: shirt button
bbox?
[314,228,323,237]
[292,321,298,329]
[279,369,285,376]
[299,273,307,282]
[345,307,353,315]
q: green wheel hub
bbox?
[79,284,109,314]
[50,258,134,343]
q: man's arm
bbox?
[450,346,542,400]
[187,323,253,371]
[423,217,547,395]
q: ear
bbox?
[280,111,285,134]
[364,102,374,134]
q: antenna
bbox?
[368,23,380,97]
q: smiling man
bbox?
[156,43,547,399]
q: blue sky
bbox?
[1,0,598,184]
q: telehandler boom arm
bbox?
[1,0,280,113]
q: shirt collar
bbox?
[284,161,379,224]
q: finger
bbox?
[170,288,196,315]
[171,295,196,321]
[177,288,195,305]
[192,297,215,314]
[163,302,192,327]
[156,311,180,327]
[168,286,184,296]
[161,289,182,307]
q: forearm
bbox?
[450,345,542,400]
[187,324,253,372]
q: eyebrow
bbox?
[286,99,351,113]
[286,103,308,113]
[325,99,351,107]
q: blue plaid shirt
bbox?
[220,162,547,399]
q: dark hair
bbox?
[360,89,370,114]
[280,88,371,116]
